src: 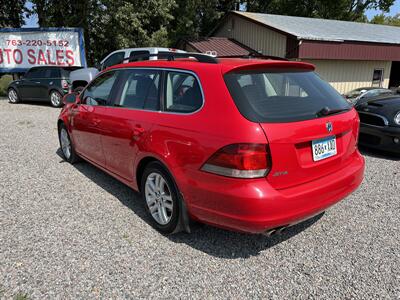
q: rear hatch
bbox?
[224,66,358,189]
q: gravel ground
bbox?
[0,98,399,299]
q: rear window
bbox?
[224,70,350,123]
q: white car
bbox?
[70,47,186,91]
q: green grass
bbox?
[0,75,13,97]
[14,292,29,300]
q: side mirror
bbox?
[63,93,79,105]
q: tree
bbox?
[370,13,400,26]
[29,0,175,64]
[246,0,395,21]
[0,0,26,27]
[168,0,239,43]
[29,0,93,61]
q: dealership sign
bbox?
[0,28,87,73]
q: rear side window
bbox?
[44,68,60,78]
[117,69,161,110]
[165,72,202,113]
[81,71,118,106]
[129,50,150,61]
[224,70,350,123]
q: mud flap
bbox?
[172,193,191,234]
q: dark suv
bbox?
[8,66,82,107]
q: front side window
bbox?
[224,70,350,123]
[165,72,203,113]
[102,52,125,70]
[81,71,118,106]
[24,69,34,79]
[117,69,161,110]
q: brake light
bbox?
[201,144,271,178]
[61,79,69,89]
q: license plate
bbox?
[312,136,337,161]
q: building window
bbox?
[372,69,384,87]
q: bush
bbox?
[0,75,13,97]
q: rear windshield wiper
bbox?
[316,106,350,117]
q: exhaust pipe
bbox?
[264,229,277,237]
[263,225,288,237]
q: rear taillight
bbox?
[201,144,271,178]
[61,79,69,89]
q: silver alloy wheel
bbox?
[60,128,71,159]
[144,172,174,225]
[8,89,18,103]
[50,91,61,107]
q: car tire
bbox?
[58,123,79,164]
[50,90,63,108]
[141,162,180,234]
[8,88,20,104]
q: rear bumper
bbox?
[183,152,365,234]
[359,123,400,154]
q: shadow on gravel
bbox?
[56,148,324,259]
[11,100,58,108]
[171,213,324,258]
[56,148,151,224]
[359,146,400,161]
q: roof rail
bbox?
[128,51,219,64]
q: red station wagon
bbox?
[58,53,365,235]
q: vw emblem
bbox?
[326,122,333,133]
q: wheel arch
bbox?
[136,156,167,192]
[135,155,191,233]
[8,86,20,97]
[49,88,63,96]
[57,117,72,136]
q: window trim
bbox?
[87,67,205,115]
